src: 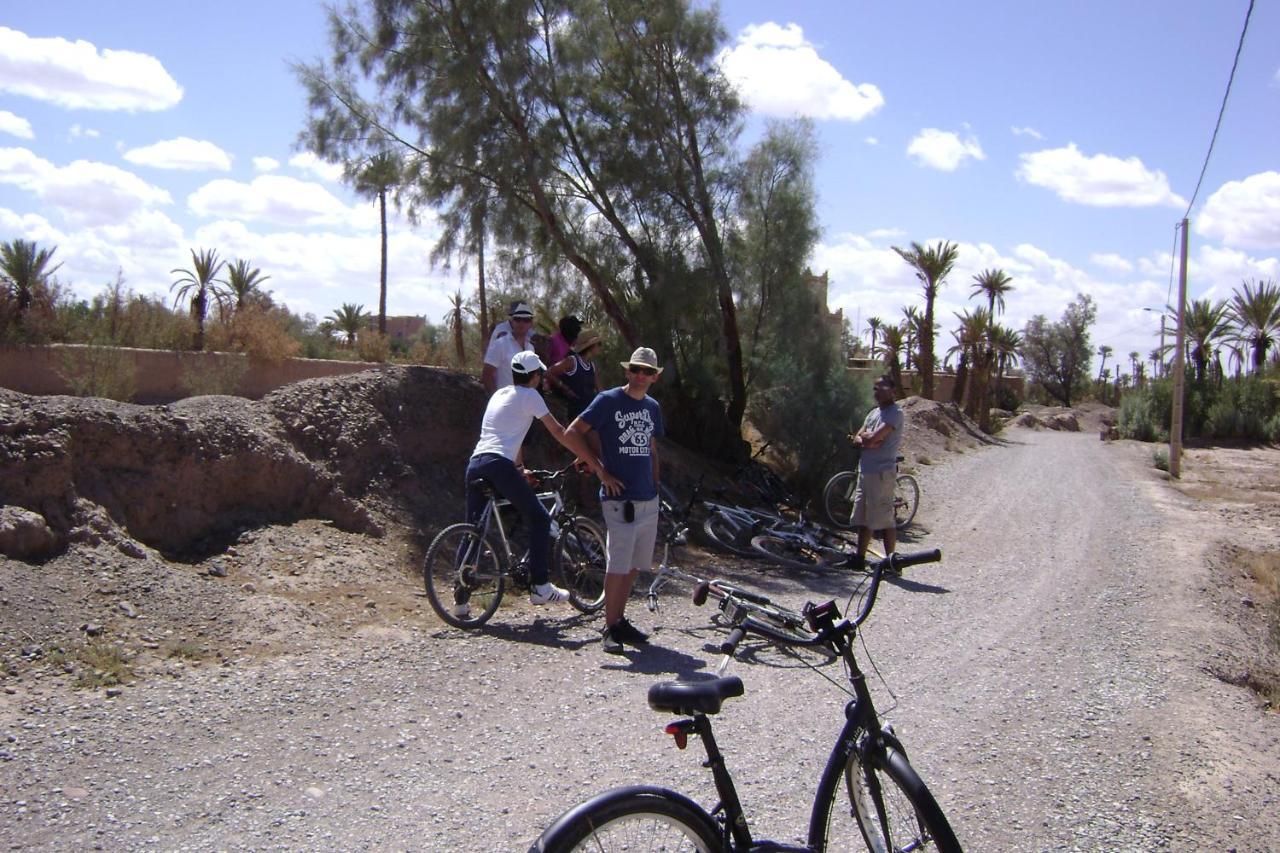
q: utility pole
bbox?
[1169,218,1190,478]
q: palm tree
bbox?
[878,324,905,393]
[170,248,225,350]
[865,316,883,357]
[352,151,402,336]
[444,290,467,364]
[0,238,62,333]
[969,268,1014,317]
[900,305,921,371]
[218,259,271,313]
[892,240,959,399]
[1182,298,1230,383]
[1096,345,1113,383]
[328,303,370,347]
[946,308,990,407]
[991,324,1022,379]
[1227,278,1280,374]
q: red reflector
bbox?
[664,723,682,735]
[663,723,688,750]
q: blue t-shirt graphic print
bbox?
[580,387,664,502]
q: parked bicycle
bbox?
[822,453,921,531]
[422,465,607,628]
[532,548,960,852]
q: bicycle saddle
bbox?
[468,478,497,497]
[648,676,744,715]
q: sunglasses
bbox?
[627,365,658,377]
[510,316,533,324]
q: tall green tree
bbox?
[970,268,1013,317]
[1183,298,1231,383]
[170,248,225,351]
[0,238,62,334]
[1020,293,1097,407]
[297,0,754,456]
[1096,344,1113,382]
[865,316,883,357]
[892,240,959,399]
[1227,278,1280,374]
[218,259,271,313]
[351,150,403,335]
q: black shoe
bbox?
[601,624,624,654]
[611,617,650,647]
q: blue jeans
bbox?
[465,453,552,586]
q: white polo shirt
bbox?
[483,327,535,389]
[471,386,550,461]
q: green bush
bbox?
[57,344,138,402]
[1119,376,1279,443]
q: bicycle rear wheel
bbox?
[812,742,960,853]
[701,510,758,557]
[555,516,607,613]
[822,470,859,529]
[423,523,505,628]
[893,474,920,529]
[533,787,719,852]
[751,533,845,571]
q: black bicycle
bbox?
[532,549,961,853]
[422,465,607,628]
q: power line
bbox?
[1183,0,1255,218]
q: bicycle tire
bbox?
[532,786,720,853]
[822,470,859,529]
[810,743,960,853]
[555,516,607,613]
[894,474,920,530]
[423,523,505,628]
[750,533,844,571]
[701,510,758,557]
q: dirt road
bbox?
[2,427,1277,850]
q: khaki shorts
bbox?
[602,497,660,575]
[850,470,896,532]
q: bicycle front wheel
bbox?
[751,533,843,571]
[533,787,719,853]
[555,516,607,613]
[894,474,920,529]
[822,470,859,529]
[423,523,505,628]
[812,743,960,853]
[701,510,758,557]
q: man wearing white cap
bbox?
[482,300,536,395]
[459,351,622,616]
[569,346,665,652]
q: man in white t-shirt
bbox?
[459,351,622,616]
[482,301,536,395]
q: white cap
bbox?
[511,350,546,375]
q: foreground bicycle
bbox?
[822,454,921,531]
[533,549,961,852]
[422,465,607,628]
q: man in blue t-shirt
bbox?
[570,346,665,653]
[848,375,905,570]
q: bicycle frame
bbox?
[469,483,568,575]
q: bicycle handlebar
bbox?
[853,548,941,627]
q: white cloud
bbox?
[123,137,232,171]
[906,129,985,171]
[0,110,33,140]
[289,151,344,183]
[69,124,100,139]
[1011,125,1043,140]
[188,174,355,227]
[253,156,280,173]
[0,26,182,111]
[1090,253,1134,274]
[1017,143,1186,208]
[1195,171,1280,250]
[717,23,884,121]
[0,146,172,226]
[864,136,879,146]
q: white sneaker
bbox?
[452,602,471,618]
[530,583,570,605]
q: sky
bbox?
[1,0,1278,374]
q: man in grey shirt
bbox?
[848,375,904,570]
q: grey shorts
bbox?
[602,497,660,575]
[850,469,896,531]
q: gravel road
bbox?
[2,427,1277,851]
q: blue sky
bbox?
[1,0,1277,372]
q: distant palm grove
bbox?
[3,0,1279,464]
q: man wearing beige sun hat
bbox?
[568,347,665,653]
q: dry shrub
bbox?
[356,330,390,363]
[179,352,247,397]
[206,305,301,364]
[57,344,138,401]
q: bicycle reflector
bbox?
[805,600,840,632]
[665,720,695,749]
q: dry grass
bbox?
[1227,548,1280,709]
[46,640,135,689]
